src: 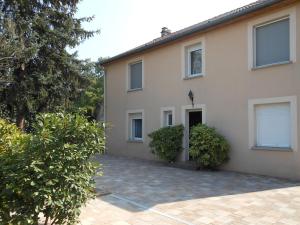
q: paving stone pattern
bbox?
[79,155,300,225]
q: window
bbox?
[248,96,297,151]
[127,111,144,141]
[132,118,142,139]
[164,111,173,127]
[248,8,296,70]
[186,44,202,76]
[254,17,290,67]
[182,38,205,79]
[255,103,291,148]
[160,107,175,127]
[128,61,143,90]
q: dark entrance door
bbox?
[188,111,202,160]
[189,111,202,132]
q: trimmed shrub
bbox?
[0,113,104,225]
[148,125,184,163]
[189,124,230,169]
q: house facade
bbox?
[102,0,300,180]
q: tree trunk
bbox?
[16,111,25,130]
[15,63,26,130]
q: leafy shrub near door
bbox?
[148,125,184,163]
[0,113,104,225]
[189,124,230,169]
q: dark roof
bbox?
[101,0,283,65]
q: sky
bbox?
[74,0,255,61]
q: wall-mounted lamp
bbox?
[188,90,194,107]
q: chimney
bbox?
[161,27,171,37]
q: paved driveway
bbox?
[80,155,300,225]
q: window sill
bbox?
[127,139,144,143]
[252,60,292,70]
[127,88,143,93]
[183,74,204,80]
[251,146,293,152]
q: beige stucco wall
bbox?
[105,2,300,180]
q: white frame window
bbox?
[127,59,144,91]
[182,37,205,79]
[248,96,297,151]
[160,107,175,128]
[187,44,202,77]
[248,7,296,70]
[131,116,142,140]
[165,112,173,127]
[126,109,144,142]
[253,17,290,68]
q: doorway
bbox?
[189,111,202,132]
[181,104,206,161]
[188,111,202,160]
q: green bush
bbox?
[148,125,184,163]
[0,119,29,156]
[0,113,104,225]
[189,124,230,169]
[0,119,31,223]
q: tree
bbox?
[0,0,98,129]
[72,58,104,121]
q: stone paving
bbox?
[79,155,300,225]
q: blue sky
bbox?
[74,0,254,61]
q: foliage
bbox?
[71,59,104,121]
[0,113,105,225]
[0,0,99,129]
[148,125,184,163]
[0,119,31,223]
[189,124,230,169]
[0,118,28,157]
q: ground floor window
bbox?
[248,96,297,150]
[255,103,291,148]
[132,118,142,139]
[164,111,173,126]
[160,107,175,127]
[127,111,144,141]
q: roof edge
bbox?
[101,0,284,66]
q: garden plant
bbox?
[189,124,230,169]
[149,125,184,163]
[0,113,104,225]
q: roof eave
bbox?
[100,0,284,66]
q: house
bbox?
[101,0,300,180]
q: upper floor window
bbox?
[254,17,290,68]
[128,61,143,91]
[248,7,296,70]
[185,43,203,77]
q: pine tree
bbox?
[0,0,98,129]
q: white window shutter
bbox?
[255,103,291,148]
